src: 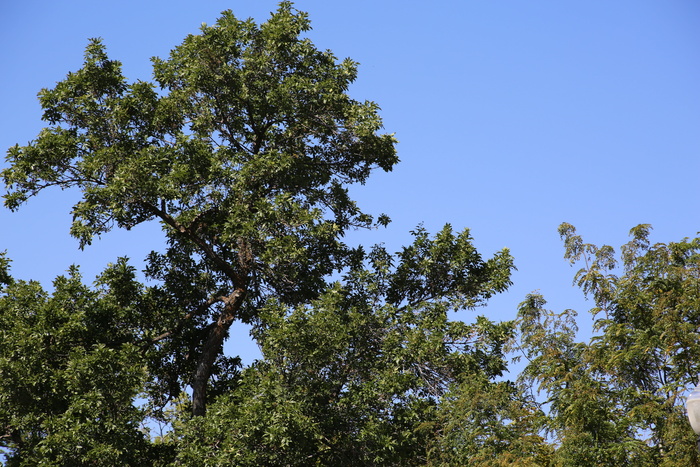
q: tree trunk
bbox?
[191,290,244,416]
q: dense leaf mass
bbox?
[3,1,399,421]
[2,2,700,465]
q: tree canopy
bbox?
[513,224,700,466]
[2,2,699,465]
[3,1,398,420]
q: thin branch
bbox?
[141,202,244,286]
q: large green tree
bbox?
[3,2,397,418]
[1,3,525,465]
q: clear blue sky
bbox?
[1,1,698,364]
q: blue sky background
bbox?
[1,1,698,366]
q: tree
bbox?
[0,3,526,465]
[0,256,171,465]
[2,2,397,418]
[167,225,516,466]
[513,224,700,465]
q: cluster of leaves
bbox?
[0,258,171,465]
[514,224,700,466]
[167,225,518,465]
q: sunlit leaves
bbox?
[515,224,700,465]
[168,226,516,465]
[0,263,165,465]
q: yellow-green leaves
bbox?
[515,225,700,465]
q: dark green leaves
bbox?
[168,226,516,465]
[387,225,514,310]
[0,263,165,465]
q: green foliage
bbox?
[514,224,700,465]
[3,1,398,418]
[515,294,651,465]
[168,227,516,465]
[0,261,169,465]
[4,0,699,464]
[0,3,529,465]
[427,378,553,466]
